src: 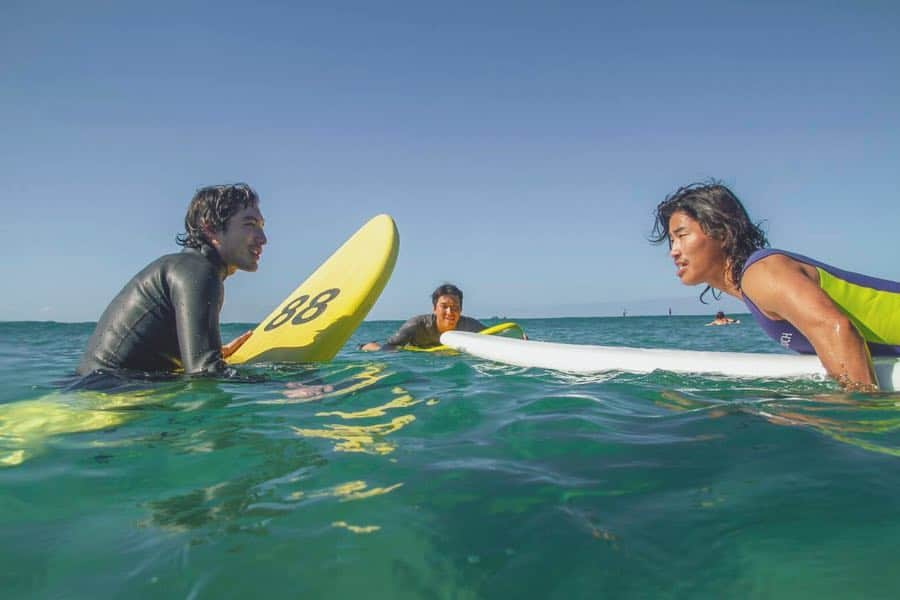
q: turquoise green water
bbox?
[3,317,900,598]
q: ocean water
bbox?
[2,317,900,599]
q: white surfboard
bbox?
[440,331,900,391]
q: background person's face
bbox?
[433,294,461,333]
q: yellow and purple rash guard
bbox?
[741,249,900,356]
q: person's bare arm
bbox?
[359,316,422,351]
[741,254,877,391]
[222,330,252,358]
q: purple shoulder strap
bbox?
[741,250,814,353]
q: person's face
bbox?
[433,294,462,333]
[667,210,726,286]
[208,204,267,275]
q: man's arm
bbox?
[223,330,252,358]
[741,254,877,391]
[360,316,421,352]
[171,270,228,375]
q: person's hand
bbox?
[358,341,382,352]
[285,382,334,400]
[222,330,252,358]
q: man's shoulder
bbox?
[402,314,432,327]
[457,316,485,332]
[163,248,219,273]
[145,249,222,291]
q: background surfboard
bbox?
[227,214,399,364]
[440,331,900,391]
[402,321,527,352]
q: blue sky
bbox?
[3,0,899,322]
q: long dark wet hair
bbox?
[650,181,768,302]
[176,183,259,249]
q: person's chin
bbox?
[676,271,695,286]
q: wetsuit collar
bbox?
[195,243,228,280]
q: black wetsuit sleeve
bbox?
[170,267,226,375]
[385,316,423,348]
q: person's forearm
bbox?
[808,319,877,391]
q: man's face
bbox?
[433,294,462,333]
[208,204,267,275]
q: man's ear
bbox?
[202,222,220,246]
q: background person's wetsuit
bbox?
[77,244,231,376]
[384,314,486,349]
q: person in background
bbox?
[706,311,739,326]
[359,283,486,350]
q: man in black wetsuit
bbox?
[359,283,485,351]
[77,183,266,377]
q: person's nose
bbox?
[669,239,680,258]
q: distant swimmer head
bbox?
[177,183,266,274]
[650,181,768,302]
[715,311,725,319]
[432,283,463,333]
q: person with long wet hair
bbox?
[651,181,900,391]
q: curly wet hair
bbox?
[176,183,260,249]
[650,181,768,302]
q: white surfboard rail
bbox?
[440,331,900,391]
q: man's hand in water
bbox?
[222,330,252,359]
[285,382,334,400]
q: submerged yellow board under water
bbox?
[228,214,399,364]
[0,388,173,467]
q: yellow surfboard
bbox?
[227,214,399,364]
[402,322,527,353]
